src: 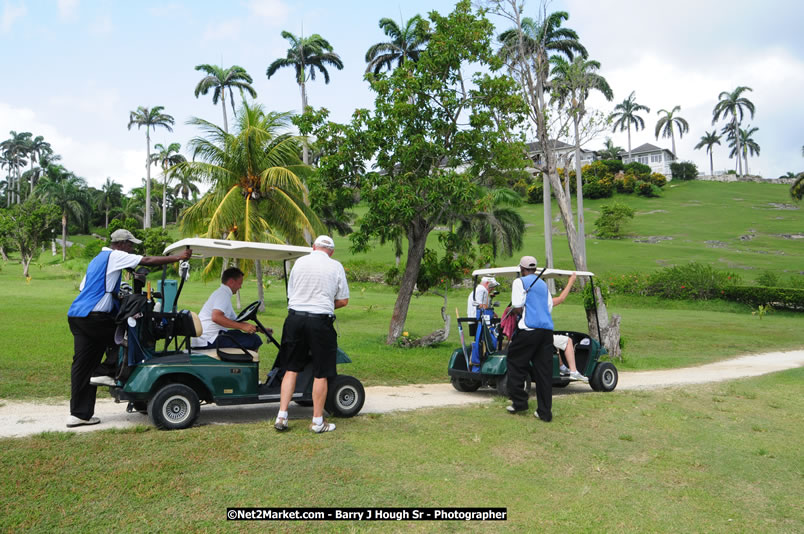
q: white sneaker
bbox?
[569,370,588,382]
[311,421,336,433]
[89,376,117,387]
[559,365,570,376]
[66,415,101,428]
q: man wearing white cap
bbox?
[66,229,192,427]
[274,235,349,433]
[467,276,500,318]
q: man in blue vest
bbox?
[66,229,192,428]
[505,255,569,422]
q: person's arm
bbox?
[334,298,349,309]
[511,279,525,315]
[211,309,256,334]
[139,248,192,267]
[553,273,577,306]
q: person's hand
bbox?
[178,249,192,261]
[568,272,577,285]
[239,322,256,334]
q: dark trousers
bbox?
[68,314,117,420]
[506,328,554,421]
[210,330,263,351]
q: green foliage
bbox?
[671,161,699,180]
[581,280,610,310]
[756,270,780,287]
[511,178,530,197]
[635,180,662,198]
[623,161,651,178]
[599,159,624,174]
[82,239,105,259]
[526,181,544,203]
[722,286,804,311]
[646,262,740,300]
[751,304,773,320]
[105,218,168,257]
[594,202,635,238]
[649,172,667,187]
[583,174,614,199]
[0,199,60,276]
[614,173,637,193]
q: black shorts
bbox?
[279,311,337,378]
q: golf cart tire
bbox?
[496,372,530,397]
[325,375,365,418]
[553,380,571,388]
[590,362,618,392]
[451,377,482,392]
[148,383,201,430]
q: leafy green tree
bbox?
[193,64,257,134]
[150,142,186,228]
[654,105,689,157]
[266,31,344,164]
[694,130,722,176]
[727,125,760,176]
[611,91,650,160]
[365,15,430,74]
[0,199,60,277]
[127,106,174,228]
[35,166,87,261]
[95,177,123,229]
[117,195,143,223]
[712,86,754,176]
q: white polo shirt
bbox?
[287,250,349,314]
[466,284,489,317]
[192,284,236,347]
[511,277,553,331]
[78,247,143,313]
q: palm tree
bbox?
[116,195,143,223]
[150,142,186,229]
[610,91,650,160]
[180,102,326,307]
[365,15,430,74]
[96,178,123,228]
[454,188,525,259]
[712,86,754,176]
[127,106,174,228]
[654,105,689,157]
[728,125,760,176]
[35,166,87,261]
[599,137,623,160]
[27,135,52,194]
[266,31,344,164]
[193,64,257,134]
[170,166,200,201]
[694,130,722,177]
[0,131,31,204]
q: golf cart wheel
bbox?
[325,375,365,418]
[590,362,618,392]
[496,372,530,397]
[148,383,200,430]
[553,380,571,388]
[451,377,481,392]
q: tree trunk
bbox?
[145,131,152,228]
[734,120,742,177]
[22,254,31,278]
[709,151,714,177]
[671,130,676,157]
[586,286,621,360]
[386,219,429,344]
[61,213,67,262]
[221,87,229,134]
[572,113,587,270]
[744,151,749,176]
[0,246,8,262]
[52,238,56,256]
[162,168,168,229]
[300,81,309,165]
[627,125,632,161]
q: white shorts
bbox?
[553,334,570,351]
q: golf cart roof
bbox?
[164,238,312,262]
[472,266,595,279]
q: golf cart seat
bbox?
[194,347,260,363]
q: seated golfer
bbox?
[191,267,263,351]
[555,335,587,382]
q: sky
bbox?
[2,0,803,193]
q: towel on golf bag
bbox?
[500,306,519,339]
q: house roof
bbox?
[619,143,676,158]
[527,140,596,155]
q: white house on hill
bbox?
[620,143,676,176]
[526,140,598,167]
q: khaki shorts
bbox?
[553,334,570,351]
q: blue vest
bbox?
[520,274,553,330]
[67,250,121,317]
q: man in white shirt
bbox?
[274,235,349,434]
[466,276,499,318]
[192,267,262,350]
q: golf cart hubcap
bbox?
[336,386,356,409]
[163,395,190,423]
[602,369,615,387]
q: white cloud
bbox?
[46,85,121,119]
[1,1,26,33]
[202,19,242,42]
[248,0,288,25]
[57,0,78,21]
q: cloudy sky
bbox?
[2,0,802,193]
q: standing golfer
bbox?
[274,235,349,433]
[66,229,191,428]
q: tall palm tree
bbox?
[27,135,52,194]
[180,102,326,306]
[127,106,174,228]
[694,130,722,177]
[365,15,430,74]
[610,91,650,160]
[712,86,754,176]
[150,142,186,228]
[116,195,143,223]
[654,105,689,157]
[728,125,760,176]
[35,167,87,261]
[266,31,344,164]
[171,166,200,201]
[193,64,257,134]
[0,131,31,204]
[96,177,123,228]
[600,137,623,160]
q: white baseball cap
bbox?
[313,235,335,249]
[481,276,499,287]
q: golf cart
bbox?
[107,237,365,430]
[448,267,617,394]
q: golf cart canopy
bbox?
[472,267,595,279]
[164,238,312,262]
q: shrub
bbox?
[599,159,624,174]
[512,178,530,197]
[635,180,662,198]
[614,172,636,193]
[605,272,650,296]
[82,239,105,259]
[581,279,610,311]
[646,262,740,300]
[624,161,651,178]
[756,270,780,287]
[594,202,635,238]
[722,286,804,310]
[649,172,667,188]
[526,182,543,204]
[670,161,699,181]
[583,176,614,199]
[583,161,615,181]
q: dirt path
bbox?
[2,350,802,439]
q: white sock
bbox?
[312,416,323,426]
[277,410,288,420]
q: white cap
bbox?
[481,276,499,287]
[110,229,142,244]
[313,235,335,249]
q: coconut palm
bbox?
[96,178,123,228]
[694,130,722,177]
[171,166,200,201]
[599,138,623,160]
[127,106,174,228]
[728,125,760,176]
[266,31,344,164]
[712,86,754,176]
[150,142,186,228]
[35,166,87,261]
[193,64,257,134]
[610,91,650,160]
[365,15,430,74]
[654,105,689,157]
[116,195,143,223]
[454,188,525,259]
[180,102,326,306]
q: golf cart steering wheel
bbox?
[235,300,262,323]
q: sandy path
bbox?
[1,350,802,439]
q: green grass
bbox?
[1,368,801,533]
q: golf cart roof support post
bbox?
[160,264,168,311]
[589,277,603,343]
[172,245,189,313]
[283,260,289,303]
